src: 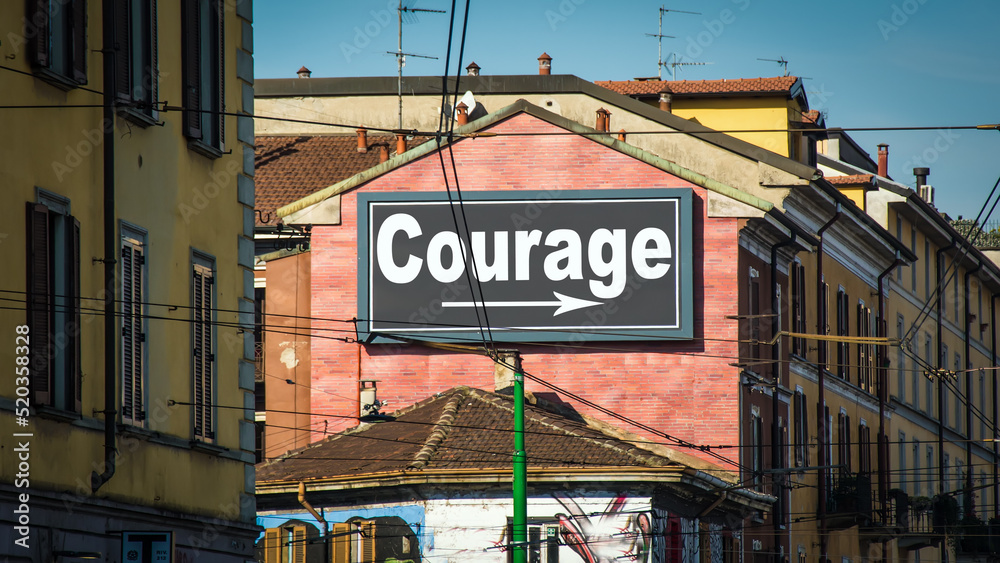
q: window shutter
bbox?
[27,0,51,68]
[26,203,52,405]
[262,528,281,563]
[70,217,82,412]
[113,0,131,100]
[122,241,145,422]
[181,0,202,139]
[193,264,213,439]
[71,0,88,84]
[217,0,225,147]
[149,0,158,111]
[359,521,376,563]
[291,526,306,563]
[331,523,352,563]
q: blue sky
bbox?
[254,0,1000,222]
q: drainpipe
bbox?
[771,234,797,539]
[816,204,842,563]
[992,294,999,516]
[936,241,957,494]
[92,0,118,493]
[877,253,904,510]
[964,263,982,517]
[299,482,329,563]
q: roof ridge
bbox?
[407,388,466,470]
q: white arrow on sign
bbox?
[442,291,602,317]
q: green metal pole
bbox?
[513,361,527,563]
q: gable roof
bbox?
[256,386,773,517]
[276,98,775,220]
[595,76,802,98]
[257,386,726,483]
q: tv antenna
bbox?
[644,6,699,80]
[388,1,445,129]
[758,57,789,76]
[665,53,713,81]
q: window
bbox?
[748,268,761,369]
[114,0,158,119]
[895,214,903,281]
[182,0,225,151]
[825,406,833,494]
[912,335,920,407]
[924,239,930,298]
[27,0,88,87]
[857,301,874,393]
[794,387,809,468]
[836,288,849,380]
[911,228,917,292]
[820,282,830,364]
[121,224,147,425]
[750,407,764,491]
[192,253,215,441]
[858,421,871,476]
[897,315,905,402]
[913,439,921,496]
[791,262,807,356]
[941,345,949,424]
[981,471,988,519]
[926,445,934,495]
[924,334,933,413]
[25,196,81,412]
[898,431,907,492]
[506,521,559,563]
[957,460,965,513]
[837,410,851,474]
[954,354,962,433]
[954,266,960,323]
[980,371,986,440]
[944,453,950,492]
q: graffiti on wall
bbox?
[554,494,653,563]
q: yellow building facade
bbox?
[0,0,259,559]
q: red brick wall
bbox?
[308,113,742,466]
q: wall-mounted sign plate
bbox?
[357,189,693,343]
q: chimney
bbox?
[396,133,407,155]
[914,167,929,189]
[297,66,311,79]
[659,85,673,113]
[378,144,389,163]
[617,129,627,142]
[456,101,469,125]
[356,127,368,153]
[493,352,522,394]
[877,143,888,177]
[537,52,552,75]
[595,108,610,132]
[465,61,480,76]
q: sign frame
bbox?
[357,189,693,343]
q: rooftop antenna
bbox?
[644,6,699,80]
[389,1,445,129]
[758,56,789,76]
[666,53,713,81]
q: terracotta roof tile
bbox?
[254,134,396,225]
[256,386,722,483]
[800,110,822,124]
[825,174,875,186]
[594,76,800,97]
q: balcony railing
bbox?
[827,473,873,529]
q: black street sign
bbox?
[357,189,693,343]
